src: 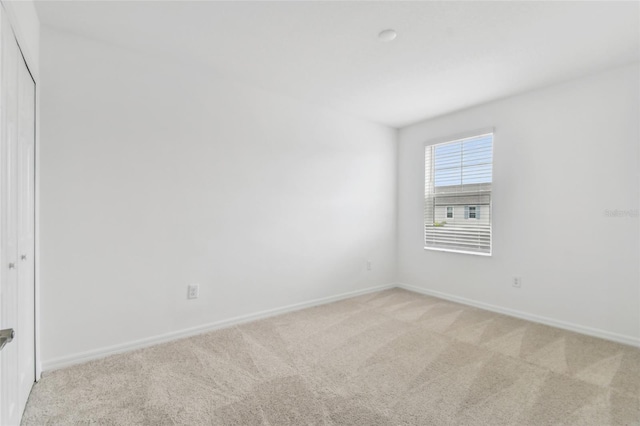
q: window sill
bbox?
[423,246,492,257]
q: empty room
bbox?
[0,0,638,424]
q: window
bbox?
[465,206,478,219]
[424,131,493,255]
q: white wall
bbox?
[398,64,640,344]
[40,27,397,367]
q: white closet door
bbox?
[0,10,36,425]
[0,11,21,426]
[16,43,36,414]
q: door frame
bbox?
[0,1,40,381]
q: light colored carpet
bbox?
[22,288,640,425]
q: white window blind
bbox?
[424,132,493,255]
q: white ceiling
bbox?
[35,1,639,128]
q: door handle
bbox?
[0,328,14,351]
[8,262,15,269]
[20,254,27,261]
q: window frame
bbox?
[446,206,454,219]
[465,205,478,220]
[423,128,494,256]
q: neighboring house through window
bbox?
[424,131,493,255]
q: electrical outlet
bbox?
[366,260,372,271]
[512,277,522,288]
[187,284,199,299]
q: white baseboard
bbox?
[397,282,640,348]
[43,283,396,372]
[44,281,638,372]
